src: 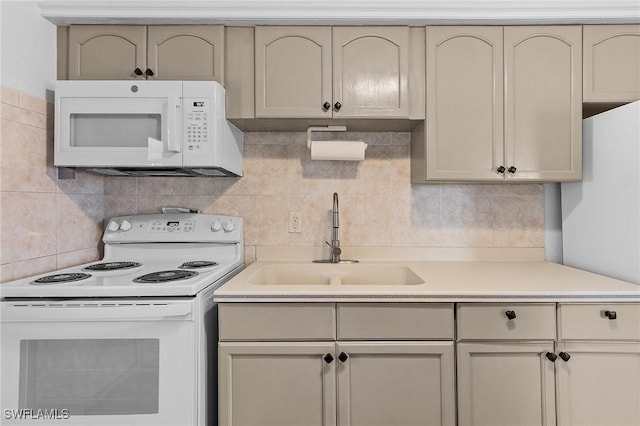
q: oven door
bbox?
[0,300,197,426]
[54,80,183,168]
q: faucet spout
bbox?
[331,192,339,247]
[313,192,358,263]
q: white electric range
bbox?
[0,213,243,426]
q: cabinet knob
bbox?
[559,352,571,362]
[505,310,517,320]
[133,67,144,76]
[334,102,342,111]
[144,68,154,77]
[323,353,334,364]
[497,166,506,174]
[604,310,617,320]
[323,102,331,111]
[507,166,517,174]
[338,352,349,363]
[546,352,558,362]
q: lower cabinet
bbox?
[555,342,640,426]
[218,341,455,426]
[457,303,640,426]
[218,342,336,426]
[218,303,456,426]
[457,342,556,426]
[336,342,455,426]
[219,302,640,426]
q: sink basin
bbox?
[248,263,425,286]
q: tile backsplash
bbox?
[104,132,545,264]
[0,86,104,282]
[1,89,544,281]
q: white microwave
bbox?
[54,80,243,177]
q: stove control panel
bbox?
[149,219,196,233]
[103,214,243,244]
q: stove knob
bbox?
[107,221,120,232]
[223,220,235,233]
[120,220,132,231]
[211,220,223,232]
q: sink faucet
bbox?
[314,193,358,263]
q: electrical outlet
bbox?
[289,212,302,233]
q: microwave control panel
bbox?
[184,98,210,152]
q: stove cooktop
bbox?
[0,213,244,299]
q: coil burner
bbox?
[85,262,142,271]
[133,270,199,283]
[31,273,92,285]
[179,261,219,269]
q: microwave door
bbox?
[55,97,182,168]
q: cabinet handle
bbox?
[496,166,506,174]
[545,352,558,362]
[604,310,617,320]
[338,352,349,363]
[322,102,331,111]
[334,102,342,111]
[505,310,517,320]
[133,67,144,76]
[559,352,571,362]
[144,68,154,77]
[507,166,517,174]
[323,353,334,364]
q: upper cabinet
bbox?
[423,26,504,181]
[63,25,224,82]
[583,25,640,103]
[254,26,413,119]
[504,26,582,182]
[67,25,146,79]
[332,27,409,118]
[413,25,582,183]
[255,26,332,118]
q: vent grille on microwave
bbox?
[83,167,239,177]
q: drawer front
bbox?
[219,303,335,341]
[457,303,556,340]
[558,303,640,341]
[337,303,454,340]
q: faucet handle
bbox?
[325,241,342,255]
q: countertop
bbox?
[214,260,640,302]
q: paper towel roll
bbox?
[310,140,367,161]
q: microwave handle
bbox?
[166,96,181,153]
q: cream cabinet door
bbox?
[333,27,409,118]
[68,25,146,80]
[504,26,582,181]
[425,27,504,181]
[583,25,640,102]
[457,342,556,426]
[147,25,224,82]
[255,26,332,118]
[337,342,455,426]
[219,342,336,426]
[555,342,640,426]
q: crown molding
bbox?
[38,0,640,26]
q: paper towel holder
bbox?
[306,126,348,149]
[306,125,368,161]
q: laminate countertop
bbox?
[214,260,640,303]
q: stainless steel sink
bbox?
[247,263,425,286]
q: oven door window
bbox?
[19,339,159,416]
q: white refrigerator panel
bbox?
[561,101,640,284]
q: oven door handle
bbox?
[0,303,193,322]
